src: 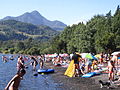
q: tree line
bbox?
[46,5,120,54]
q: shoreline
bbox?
[44,61,120,90]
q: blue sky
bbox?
[0,0,120,25]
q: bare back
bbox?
[8,75,21,90]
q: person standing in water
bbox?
[31,57,38,71]
[2,55,8,63]
[39,55,44,69]
[17,56,25,72]
[5,69,26,90]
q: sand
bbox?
[44,61,120,90]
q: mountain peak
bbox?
[31,10,41,16]
[31,10,39,14]
[22,10,41,17]
[1,11,67,30]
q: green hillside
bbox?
[0,20,60,41]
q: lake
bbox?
[0,54,62,90]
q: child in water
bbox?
[5,69,26,90]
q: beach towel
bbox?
[64,60,75,77]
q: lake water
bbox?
[0,54,63,90]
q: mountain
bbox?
[2,10,67,31]
[0,20,60,41]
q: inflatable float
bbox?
[37,69,54,74]
[82,71,101,78]
[64,60,75,77]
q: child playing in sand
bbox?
[108,60,115,81]
[5,69,26,90]
[91,60,98,72]
[80,59,85,75]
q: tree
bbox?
[16,41,25,51]
[9,48,15,54]
[114,5,120,16]
[27,47,40,55]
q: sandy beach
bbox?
[45,61,120,90]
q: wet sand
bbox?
[45,61,120,90]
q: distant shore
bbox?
[44,61,120,90]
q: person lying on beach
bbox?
[5,69,26,90]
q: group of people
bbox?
[4,55,45,90]
[3,52,120,89]
[71,52,120,82]
[52,55,70,66]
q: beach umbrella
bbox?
[60,53,68,57]
[95,54,101,59]
[111,51,120,56]
[80,53,88,58]
[85,53,98,60]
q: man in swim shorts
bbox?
[72,52,81,77]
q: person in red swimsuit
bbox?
[108,60,115,81]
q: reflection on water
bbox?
[0,54,63,90]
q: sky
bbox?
[0,0,120,25]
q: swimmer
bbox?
[5,69,26,90]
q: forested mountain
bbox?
[1,6,120,55]
[2,10,67,31]
[0,20,59,41]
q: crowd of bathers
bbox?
[2,51,120,89]
[3,55,45,90]
[44,52,120,83]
